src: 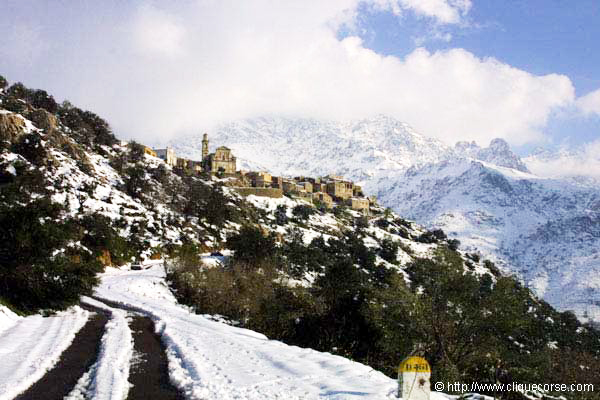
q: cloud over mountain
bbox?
[0,0,576,146]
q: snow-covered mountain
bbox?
[170,116,600,320]
[170,115,453,182]
[378,159,600,320]
[4,80,599,399]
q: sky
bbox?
[1,0,599,171]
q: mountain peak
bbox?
[489,138,510,152]
[455,138,529,173]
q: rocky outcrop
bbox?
[28,109,58,132]
[0,111,26,143]
[455,138,529,173]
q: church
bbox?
[201,133,236,174]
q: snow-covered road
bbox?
[94,265,448,400]
[65,297,133,400]
[0,306,89,400]
[0,264,453,399]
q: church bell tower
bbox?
[202,133,209,160]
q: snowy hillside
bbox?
[3,81,600,399]
[170,116,600,320]
[377,158,600,320]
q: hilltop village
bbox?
[140,134,376,214]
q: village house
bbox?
[176,158,192,169]
[348,197,370,213]
[325,178,354,201]
[282,180,300,194]
[248,171,272,188]
[271,176,283,189]
[312,191,333,208]
[298,181,313,193]
[154,147,177,167]
[143,146,157,157]
[121,141,157,158]
[312,181,324,193]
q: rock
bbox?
[28,109,58,132]
[0,111,27,143]
[97,249,112,266]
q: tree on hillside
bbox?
[0,199,102,312]
[227,225,277,267]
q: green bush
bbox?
[467,252,480,262]
[378,237,398,264]
[375,218,390,229]
[4,83,58,114]
[274,204,288,225]
[185,180,233,227]
[11,133,47,165]
[227,225,277,267]
[292,204,314,220]
[447,238,461,251]
[0,199,102,312]
[416,229,447,244]
[57,101,116,148]
[355,215,369,229]
[79,214,133,265]
[128,141,145,163]
[124,164,150,199]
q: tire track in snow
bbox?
[89,296,184,400]
[127,315,185,400]
[65,297,133,400]
[13,306,107,400]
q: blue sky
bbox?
[0,0,599,158]
[353,1,600,94]
[343,0,600,153]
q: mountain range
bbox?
[170,115,600,321]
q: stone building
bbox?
[176,158,191,169]
[154,147,177,167]
[298,181,313,193]
[312,192,333,208]
[271,176,283,189]
[143,146,157,157]
[282,180,299,193]
[202,134,236,174]
[248,171,272,187]
[312,182,324,192]
[326,179,354,201]
[349,197,370,213]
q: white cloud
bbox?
[398,0,471,24]
[525,140,600,179]
[0,1,575,147]
[576,88,600,116]
[131,5,186,57]
[369,0,471,24]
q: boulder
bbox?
[0,111,27,143]
[28,109,58,132]
[97,249,112,266]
